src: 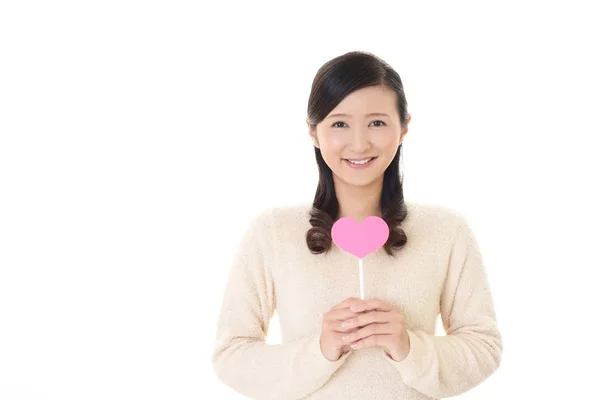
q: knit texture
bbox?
[212,201,502,399]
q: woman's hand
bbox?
[341,298,410,362]
[319,297,363,361]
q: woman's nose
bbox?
[349,127,370,153]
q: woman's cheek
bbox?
[329,136,347,152]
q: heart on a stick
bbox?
[331,216,390,259]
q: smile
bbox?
[343,157,377,168]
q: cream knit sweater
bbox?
[211,201,502,399]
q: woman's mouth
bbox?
[343,157,377,169]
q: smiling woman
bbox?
[212,51,502,400]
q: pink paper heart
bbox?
[331,216,390,259]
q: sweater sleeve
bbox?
[211,208,351,400]
[386,213,503,398]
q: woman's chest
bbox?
[270,239,449,339]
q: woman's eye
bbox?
[331,120,386,128]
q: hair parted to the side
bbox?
[305,51,409,256]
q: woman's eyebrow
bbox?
[326,112,391,119]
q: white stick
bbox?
[359,258,364,300]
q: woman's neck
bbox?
[335,179,383,222]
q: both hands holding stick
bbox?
[326,218,408,361]
[320,296,411,362]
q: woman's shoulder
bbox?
[404,200,470,235]
[247,202,312,233]
[267,202,313,232]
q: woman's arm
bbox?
[386,213,503,398]
[211,208,351,400]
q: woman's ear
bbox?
[400,113,411,142]
[306,119,320,148]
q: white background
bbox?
[1,0,599,399]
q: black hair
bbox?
[305,51,408,256]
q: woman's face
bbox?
[308,84,410,189]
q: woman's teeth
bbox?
[346,158,373,165]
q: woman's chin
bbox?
[339,175,381,188]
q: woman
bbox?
[212,51,502,399]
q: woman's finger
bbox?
[326,308,362,333]
[342,311,391,329]
[329,307,360,321]
[341,322,395,343]
[350,333,392,350]
[350,298,393,313]
[330,297,363,311]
